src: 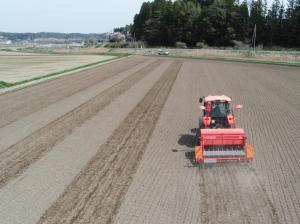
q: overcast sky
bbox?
[0,0,148,33]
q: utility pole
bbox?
[134,32,136,51]
[65,34,68,49]
[251,24,256,53]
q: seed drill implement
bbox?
[195,95,254,164]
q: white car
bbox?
[158,49,169,56]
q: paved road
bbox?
[0,56,299,224]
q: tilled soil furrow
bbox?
[199,165,281,224]
[38,60,182,224]
[0,57,146,128]
[0,60,161,189]
[0,58,153,153]
[233,68,300,222]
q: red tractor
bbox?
[195,95,254,164]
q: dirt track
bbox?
[0,56,299,224]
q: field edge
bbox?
[148,54,300,67]
[0,54,131,90]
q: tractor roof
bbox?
[204,95,232,102]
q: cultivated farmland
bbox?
[0,56,299,224]
[0,51,116,83]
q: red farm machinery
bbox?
[195,95,254,164]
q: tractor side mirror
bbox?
[199,97,203,103]
[200,106,206,110]
[235,105,243,109]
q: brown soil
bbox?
[0,56,299,224]
[0,59,161,188]
[38,60,183,224]
[113,59,300,224]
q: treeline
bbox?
[128,0,300,47]
[0,32,106,41]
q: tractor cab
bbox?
[199,95,237,129]
[204,101,230,118]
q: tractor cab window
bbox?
[210,102,230,118]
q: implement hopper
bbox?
[195,129,253,164]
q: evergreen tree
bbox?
[266,0,280,46]
[124,0,300,48]
[239,0,250,41]
[286,0,300,46]
[132,2,152,40]
[249,0,266,44]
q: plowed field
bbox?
[0,56,299,224]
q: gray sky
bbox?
[0,0,148,33]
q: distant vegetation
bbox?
[119,0,300,48]
[0,32,106,42]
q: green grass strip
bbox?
[0,81,14,88]
[0,54,130,89]
[97,52,132,57]
[159,55,300,67]
[228,49,300,55]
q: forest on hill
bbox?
[118,0,300,48]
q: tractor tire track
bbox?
[221,63,300,223]
[38,60,182,224]
[0,59,161,189]
[0,57,146,128]
[199,164,281,224]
